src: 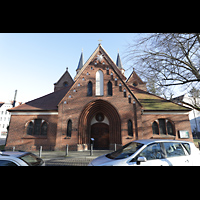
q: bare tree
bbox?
[189,87,200,106]
[146,75,162,96]
[125,33,200,88]
[181,87,200,111]
[146,75,175,99]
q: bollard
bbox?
[114,143,116,151]
[13,146,15,152]
[39,146,42,158]
[90,144,93,156]
[90,138,94,156]
[65,144,69,157]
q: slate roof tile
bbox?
[9,85,72,112]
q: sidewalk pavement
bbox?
[32,150,113,166]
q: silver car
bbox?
[89,139,200,166]
[0,151,45,166]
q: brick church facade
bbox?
[6,44,193,151]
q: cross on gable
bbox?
[98,39,102,44]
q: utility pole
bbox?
[13,90,17,107]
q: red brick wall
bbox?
[141,113,193,142]
[6,114,58,151]
[55,51,143,150]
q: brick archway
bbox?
[78,100,121,150]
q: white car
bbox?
[0,151,45,166]
[88,139,200,166]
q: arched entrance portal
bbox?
[78,100,121,150]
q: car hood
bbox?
[89,154,114,166]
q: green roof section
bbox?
[128,85,191,111]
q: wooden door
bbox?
[91,123,109,150]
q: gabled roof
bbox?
[54,68,74,92]
[126,70,144,84]
[54,69,74,86]
[128,84,191,111]
[9,85,72,112]
[74,44,126,81]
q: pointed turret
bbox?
[116,52,125,75]
[76,50,84,74]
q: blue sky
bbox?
[0,33,140,103]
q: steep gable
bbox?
[74,44,126,82]
[126,70,147,91]
[58,44,140,106]
[54,68,74,91]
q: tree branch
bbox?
[181,100,200,111]
[161,79,200,86]
[125,33,200,92]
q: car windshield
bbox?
[106,142,144,160]
[19,153,44,166]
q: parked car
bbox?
[88,139,200,166]
[0,151,45,166]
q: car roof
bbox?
[133,139,193,145]
[0,151,28,157]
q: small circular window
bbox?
[63,81,68,87]
[133,82,138,86]
[95,113,104,122]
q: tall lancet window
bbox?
[87,81,93,96]
[67,119,72,138]
[96,70,104,96]
[107,81,112,96]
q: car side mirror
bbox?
[137,157,147,165]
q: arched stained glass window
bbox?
[167,121,174,136]
[152,119,175,136]
[26,119,48,136]
[67,119,72,138]
[41,122,48,135]
[96,70,104,96]
[27,121,33,135]
[128,120,133,137]
[152,121,159,135]
[107,81,112,96]
[34,119,41,135]
[87,81,93,96]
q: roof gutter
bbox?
[142,109,191,115]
